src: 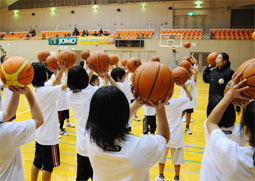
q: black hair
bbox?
[90,74,98,86]
[208,95,236,128]
[219,52,231,68]
[86,86,130,151]
[79,61,84,67]
[110,67,125,82]
[32,62,47,87]
[67,65,89,92]
[241,101,255,147]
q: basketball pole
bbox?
[170,46,178,70]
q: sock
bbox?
[159,174,164,179]
[186,125,189,129]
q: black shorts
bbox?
[58,110,70,120]
[33,142,60,172]
[184,108,193,113]
[77,154,93,180]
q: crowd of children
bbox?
[0,52,254,181]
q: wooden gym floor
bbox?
[13,73,241,180]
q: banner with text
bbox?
[49,37,77,45]
[78,36,114,45]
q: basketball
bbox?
[87,51,110,73]
[132,61,174,104]
[46,55,59,71]
[80,50,90,60]
[127,57,141,72]
[236,58,255,99]
[184,42,191,48]
[207,52,218,67]
[3,56,11,62]
[0,56,34,87]
[172,66,190,84]
[179,60,191,70]
[109,55,119,65]
[182,56,192,63]
[121,59,128,66]
[37,50,50,63]
[151,56,160,62]
[58,50,76,69]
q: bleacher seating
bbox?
[113,29,154,39]
[210,29,254,40]
[3,32,27,40]
[159,29,203,40]
[79,30,110,36]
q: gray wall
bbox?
[0,39,254,71]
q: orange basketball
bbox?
[46,55,59,71]
[184,42,191,48]
[80,50,90,60]
[151,56,160,62]
[236,58,255,99]
[182,56,192,63]
[121,59,128,66]
[127,57,141,72]
[132,61,174,104]
[3,56,11,62]
[172,67,190,84]
[58,50,76,69]
[0,56,34,87]
[37,50,50,63]
[207,52,218,67]
[109,55,119,65]
[179,60,191,70]
[87,51,110,73]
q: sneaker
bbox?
[185,128,192,135]
[59,135,62,139]
[65,121,75,128]
[60,129,69,136]
[155,175,165,181]
[133,115,140,121]
[174,176,181,181]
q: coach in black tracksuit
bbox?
[203,52,235,117]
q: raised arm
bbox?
[206,73,249,135]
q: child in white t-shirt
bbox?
[67,65,118,180]
[85,86,169,181]
[156,84,192,181]
[0,86,44,181]
[111,67,134,132]
[200,95,248,180]
[205,73,255,181]
[31,62,67,180]
[143,105,156,134]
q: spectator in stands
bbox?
[85,29,89,36]
[116,34,121,39]
[1,51,6,64]
[136,34,140,39]
[56,34,59,37]
[32,29,36,37]
[210,33,215,39]
[92,31,98,36]
[73,27,79,36]
[42,34,46,40]
[82,30,86,36]
[103,30,109,36]
[99,28,103,35]
[141,34,144,39]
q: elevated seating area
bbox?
[113,29,154,39]
[210,29,254,40]
[79,30,110,36]
[3,32,27,40]
[159,29,203,40]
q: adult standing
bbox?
[203,52,235,117]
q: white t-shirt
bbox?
[117,81,133,102]
[0,117,36,181]
[200,120,249,181]
[2,87,13,111]
[165,97,191,148]
[207,129,255,180]
[85,134,166,181]
[56,73,71,111]
[70,85,100,156]
[180,75,197,109]
[34,83,62,145]
[144,105,156,116]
